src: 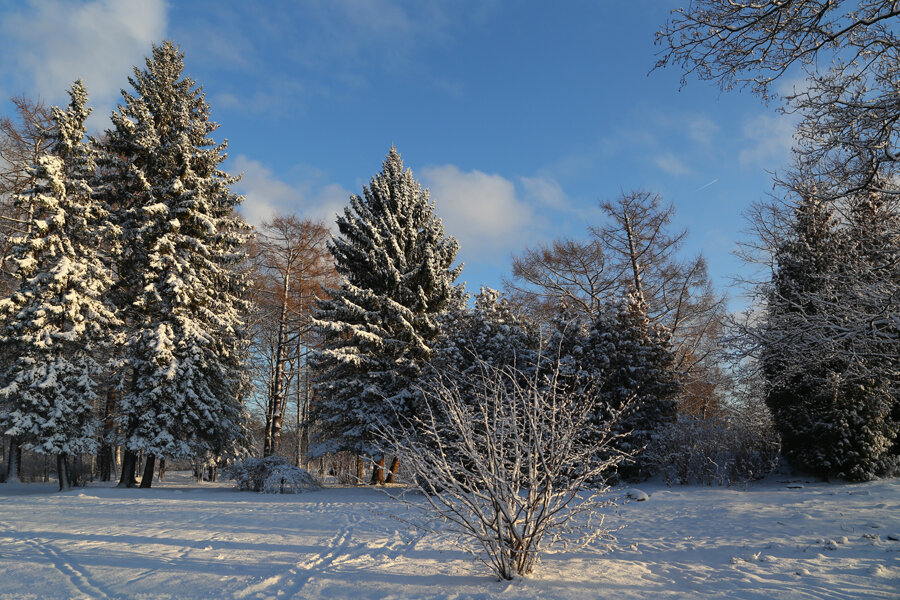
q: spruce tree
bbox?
[102,42,251,488]
[586,290,680,480]
[312,147,461,475]
[431,287,537,380]
[0,81,118,490]
[829,189,899,478]
[762,195,854,477]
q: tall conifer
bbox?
[312,147,461,471]
[587,290,680,479]
[103,42,251,487]
[0,81,118,489]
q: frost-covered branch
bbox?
[377,359,627,580]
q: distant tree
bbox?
[507,238,611,320]
[431,287,538,382]
[251,214,335,460]
[0,95,55,289]
[312,147,461,482]
[586,290,681,480]
[0,82,118,490]
[102,42,252,488]
[508,191,726,414]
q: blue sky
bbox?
[0,0,796,304]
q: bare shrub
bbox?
[379,361,627,580]
[645,414,780,486]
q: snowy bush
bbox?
[222,455,320,494]
[644,415,780,486]
[379,359,627,580]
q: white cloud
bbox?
[420,165,537,259]
[739,113,797,169]
[686,115,719,145]
[654,153,694,176]
[520,176,570,210]
[1,0,167,128]
[232,155,350,228]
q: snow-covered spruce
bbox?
[0,81,118,490]
[101,42,252,488]
[222,455,320,494]
[585,290,680,480]
[429,286,538,386]
[760,192,899,480]
[311,147,461,476]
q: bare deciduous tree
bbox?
[507,238,611,319]
[508,191,727,413]
[656,0,900,198]
[251,214,336,460]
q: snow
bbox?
[0,472,897,599]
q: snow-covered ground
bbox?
[0,472,897,599]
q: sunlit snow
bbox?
[0,472,897,599]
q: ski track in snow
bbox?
[0,517,111,599]
[0,473,898,599]
[234,509,361,599]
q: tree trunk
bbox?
[57,454,71,492]
[72,453,83,487]
[98,444,115,481]
[370,455,385,485]
[140,454,156,488]
[117,449,138,488]
[385,456,400,484]
[5,439,21,483]
[266,272,291,457]
[157,458,166,482]
[296,326,303,468]
[623,211,644,297]
[356,455,364,484]
[98,388,117,481]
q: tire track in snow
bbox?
[0,519,111,599]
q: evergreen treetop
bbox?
[313,147,461,456]
[103,41,251,468]
[0,81,117,463]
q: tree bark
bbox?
[356,455,364,484]
[57,454,71,492]
[385,456,400,484]
[117,449,138,488]
[98,388,117,481]
[72,453,83,487]
[157,458,166,482]
[140,454,156,488]
[5,439,21,483]
[265,271,291,457]
[370,455,385,485]
[98,444,115,481]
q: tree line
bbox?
[3,0,900,494]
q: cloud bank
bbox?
[1,0,167,121]
[232,155,351,228]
